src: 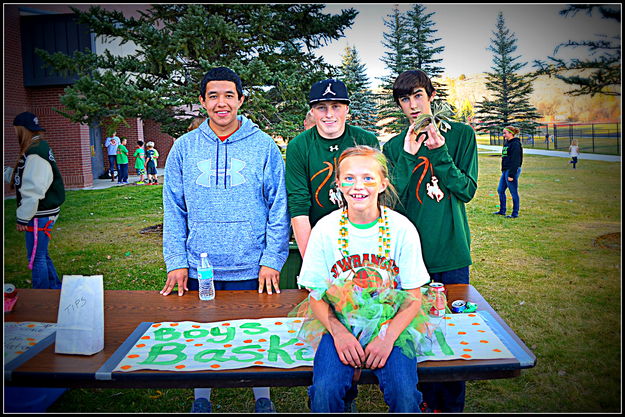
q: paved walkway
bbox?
[477,144,621,162]
[41,147,623,193]
[80,147,620,192]
[68,174,164,191]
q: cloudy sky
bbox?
[314,3,621,87]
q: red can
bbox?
[428,282,447,317]
[429,282,447,296]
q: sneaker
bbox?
[191,398,212,413]
[136,181,145,185]
[505,214,518,218]
[493,211,505,216]
[254,398,276,413]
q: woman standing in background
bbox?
[4,112,65,288]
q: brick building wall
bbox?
[4,5,29,197]
[4,4,176,196]
[144,119,176,170]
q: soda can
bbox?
[4,283,17,298]
[429,282,447,296]
[429,306,446,317]
[451,299,467,313]
[428,282,447,317]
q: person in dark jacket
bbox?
[4,112,65,288]
[494,125,523,218]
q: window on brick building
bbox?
[20,13,93,87]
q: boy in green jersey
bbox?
[286,79,379,257]
[382,69,478,412]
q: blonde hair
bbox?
[303,110,316,130]
[146,141,155,148]
[10,126,43,189]
[335,145,399,209]
[187,116,206,132]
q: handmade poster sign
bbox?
[416,312,514,362]
[55,275,104,355]
[4,322,56,365]
[113,312,514,373]
[113,317,314,372]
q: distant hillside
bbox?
[440,73,621,123]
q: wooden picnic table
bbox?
[4,285,535,388]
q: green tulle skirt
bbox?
[289,278,443,359]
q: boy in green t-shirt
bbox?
[116,138,129,184]
[133,140,146,184]
[285,79,380,257]
[382,69,478,413]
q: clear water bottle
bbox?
[198,252,215,301]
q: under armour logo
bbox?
[196,158,246,188]
[323,83,336,96]
[329,145,339,152]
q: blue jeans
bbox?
[308,333,422,413]
[497,168,522,216]
[25,217,61,289]
[108,155,118,177]
[429,266,470,285]
[117,163,128,183]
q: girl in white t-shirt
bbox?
[292,145,432,412]
[569,139,580,169]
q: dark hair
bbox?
[392,70,436,106]
[199,67,244,99]
[504,125,520,136]
[137,140,144,146]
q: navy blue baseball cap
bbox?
[309,79,350,106]
[13,112,45,131]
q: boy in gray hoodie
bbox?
[161,67,290,413]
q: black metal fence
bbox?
[487,122,621,156]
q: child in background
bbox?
[292,145,432,413]
[145,141,160,185]
[133,140,146,184]
[116,138,129,184]
[569,139,579,169]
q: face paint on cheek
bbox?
[341,182,353,187]
[363,181,378,187]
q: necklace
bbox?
[338,206,391,259]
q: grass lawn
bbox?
[3,152,621,413]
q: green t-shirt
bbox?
[285,124,380,227]
[382,120,478,273]
[116,144,129,164]
[133,147,145,169]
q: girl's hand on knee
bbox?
[364,336,394,369]
[333,330,365,368]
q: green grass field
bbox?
[4,152,621,413]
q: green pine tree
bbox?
[378,7,413,135]
[36,4,357,139]
[474,12,541,136]
[339,46,379,133]
[404,4,449,101]
[532,5,620,97]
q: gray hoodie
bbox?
[163,115,290,281]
